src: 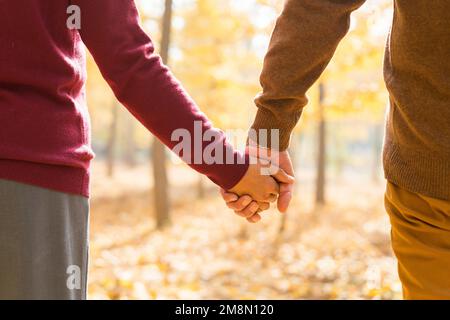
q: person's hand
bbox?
[220,190,270,223]
[264,148,295,213]
[222,147,295,218]
[226,156,294,222]
[229,156,293,202]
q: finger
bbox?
[277,191,292,213]
[220,188,238,203]
[277,183,294,213]
[257,202,270,211]
[247,213,261,223]
[271,168,295,184]
[235,202,259,218]
[227,195,252,211]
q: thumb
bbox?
[271,168,295,184]
[277,183,293,213]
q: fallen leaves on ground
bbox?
[87,162,402,300]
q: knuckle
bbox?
[244,210,254,218]
[245,207,257,217]
[241,196,252,206]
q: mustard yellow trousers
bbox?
[385,182,450,299]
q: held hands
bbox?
[223,146,295,223]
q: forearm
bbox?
[252,0,366,150]
[75,0,247,189]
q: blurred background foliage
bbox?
[85,0,401,299]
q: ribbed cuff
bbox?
[250,108,301,151]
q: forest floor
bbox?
[87,161,402,300]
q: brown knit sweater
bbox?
[251,0,450,200]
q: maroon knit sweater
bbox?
[0,0,248,197]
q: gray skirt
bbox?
[0,179,89,300]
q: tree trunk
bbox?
[124,115,137,168]
[152,0,173,229]
[153,139,170,228]
[106,100,119,177]
[315,83,326,205]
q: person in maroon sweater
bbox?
[0,1,293,299]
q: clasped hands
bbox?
[221,146,295,223]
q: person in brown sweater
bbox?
[223,0,450,299]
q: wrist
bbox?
[249,108,298,151]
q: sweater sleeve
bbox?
[73,0,248,189]
[251,0,366,150]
